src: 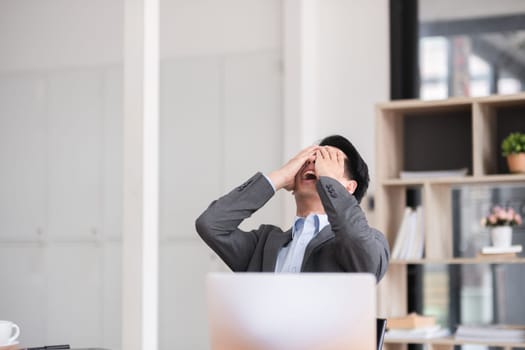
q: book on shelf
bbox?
[455,324,525,342]
[480,245,522,255]
[410,206,424,259]
[391,206,424,260]
[387,313,436,329]
[399,168,468,179]
[391,207,411,259]
[385,325,450,340]
[385,311,448,341]
[477,251,518,259]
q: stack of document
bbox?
[385,326,450,339]
[385,313,450,340]
[480,245,522,255]
[455,324,525,343]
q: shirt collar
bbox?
[291,213,329,238]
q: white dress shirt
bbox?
[275,213,329,272]
[262,174,330,272]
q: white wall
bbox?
[0,0,123,72]
[0,0,389,349]
[0,0,283,349]
[158,2,283,348]
[158,53,283,349]
[281,0,388,222]
[0,66,123,349]
[315,0,389,193]
[160,0,281,57]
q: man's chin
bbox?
[297,178,317,186]
[292,178,317,194]
[293,186,319,198]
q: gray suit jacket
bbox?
[196,172,389,281]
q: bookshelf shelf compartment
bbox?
[475,99,525,175]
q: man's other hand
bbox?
[315,146,347,184]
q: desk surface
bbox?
[0,347,109,350]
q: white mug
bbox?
[0,320,20,345]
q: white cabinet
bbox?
[0,69,120,243]
[222,52,283,189]
[101,68,123,240]
[223,52,284,228]
[47,71,104,241]
[0,53,283,350]
[45,244,103,347]
[160,57,222,239]
[159,52,284,239]
[0,76,46,241]
[0,68,122,348]
[159,241,214,350]
[101,242,122,350]
[0,245,46,346]
[158,51,283,350]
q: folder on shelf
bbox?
[455,324,525,342]
[408,206,424,259]
[385,325,450,339]
[391,208,412,259]
[477,251,518,259]
[387,313,436,329]
[391,207,424,260]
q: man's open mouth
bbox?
[303,171,317,180]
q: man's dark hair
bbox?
[319,135,369,203]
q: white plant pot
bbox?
[490,226,513,247]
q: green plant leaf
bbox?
[501,132,525,156]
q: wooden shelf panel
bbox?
[476,92,525,106]
[377,92,525,111]
[390,257,525,265]
[385,336,525,347]
[381,174,525,186]
[376,97,473,111]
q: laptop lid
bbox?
[206,273,376,350]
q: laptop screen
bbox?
[206,273,376,350]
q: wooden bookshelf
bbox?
[375,93,525,350]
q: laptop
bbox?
[206,273,376,350]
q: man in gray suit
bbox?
[196,135,389,281]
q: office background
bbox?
[0,1,387,349]
[1,0,524,349]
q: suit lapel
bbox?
[262,229,292,272]
[302,225,334,269]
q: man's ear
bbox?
[345,180,358,194]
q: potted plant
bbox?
[501,132,525,173]
[480,206,522,247]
